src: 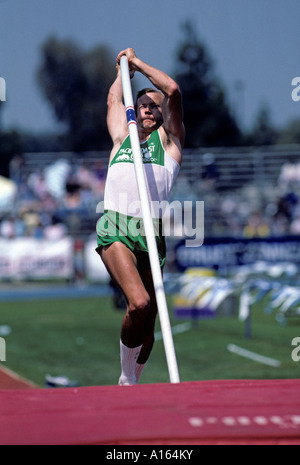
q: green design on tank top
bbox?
[110,130,165,167]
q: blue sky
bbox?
[0,0,299,134]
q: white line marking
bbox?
[227,344,281,367]
[155,322,192,341]
[188,415,300,429]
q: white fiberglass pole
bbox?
[120,56,180,384]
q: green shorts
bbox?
[96,210,166,271]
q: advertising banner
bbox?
[175,236,300,271]
[0,237,74,280]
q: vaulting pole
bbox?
[120,56,180,383]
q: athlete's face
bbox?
[136,92,164,131]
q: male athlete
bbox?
[96,48,185,385]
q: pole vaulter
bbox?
[120,55,180,384]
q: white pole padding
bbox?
[120,56,180,384]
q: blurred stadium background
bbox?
[1,143,300,387]
[0,10,300,388]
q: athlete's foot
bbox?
[118,376,136,386]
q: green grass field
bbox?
[0,293,299,387]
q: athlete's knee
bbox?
[128,293,151,319]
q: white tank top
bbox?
[104,129,180,219]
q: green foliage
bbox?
[173,21,243,148]
[1,29,299,163]
[277,118,300,145]
[0,130,23,176]
[37,38,117,151]
[247,104,279,146]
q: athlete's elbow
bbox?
[165,83,182,108]
[167,82,181,99]
[107,90,121,108]
[107,92,115,108]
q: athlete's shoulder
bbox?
[158,126,183,166]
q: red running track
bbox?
[0,365,36,389]
[0,379,300,445]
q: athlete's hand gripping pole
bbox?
[120,56,180,384]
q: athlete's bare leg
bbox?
[137,268,158,364]
[100,242,159,384]
[100,241,152,349]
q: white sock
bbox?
[119,340,142,385]
[135,363,146,383]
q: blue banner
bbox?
[175,236,300,271]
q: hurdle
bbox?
[120,56,180,384]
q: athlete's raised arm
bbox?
[106,68,128,160]
[117,48,185,149]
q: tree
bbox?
[0,130,23,177]
[173,21,242,148]
[248,104,278,146]
[276,118,300,145]
[37,38,117,151]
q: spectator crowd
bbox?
[1,153,300,241]
[0,155,106,240]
